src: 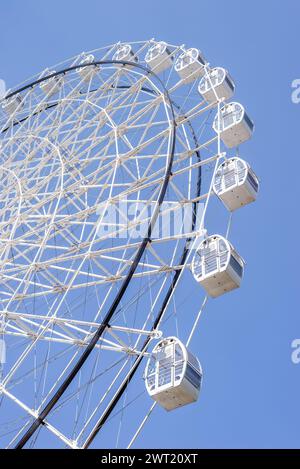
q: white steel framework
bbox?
[0,39,256,449]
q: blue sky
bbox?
[0,0,299,449]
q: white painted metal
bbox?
[39,70,64,96]
[199,67,235,102]
[145,337,202,411]
[1,93,23,115]
[175,48,206,83]
[113,44,137,67]
[213,102,254,148]
[192,235,244,298]
[145,41,173,73]
[77,53,97,82]
[0,39,255,449]
[213,157,259,211]
[0,79,6,99]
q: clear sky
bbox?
[0,0,299,449]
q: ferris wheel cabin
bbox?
[1,94,23,115]
[174,48,206,84]
[145,337,202,411]
[199,67,235,103]
[192,235,244,298]
[213,102,254,148]
[113,44,138,67]
[40,71,63,97]
[145,41,173,74]
[213,157,259,211]
[77,54,97,82]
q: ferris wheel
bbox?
[0,39,259,449]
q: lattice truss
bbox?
[0,40,226,448]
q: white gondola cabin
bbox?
[145,337,202,411]
[77,54,96,82]
[145,41,173,74]
[1,93,23,115]
[113,44,137,67]
[213,102,254,148]
[192,235,244,298]
[213,157,259,211]
[198,67,235,103]
[175,48,206,83]
[40,71,63,97]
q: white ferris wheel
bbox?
[0,39,259,449]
